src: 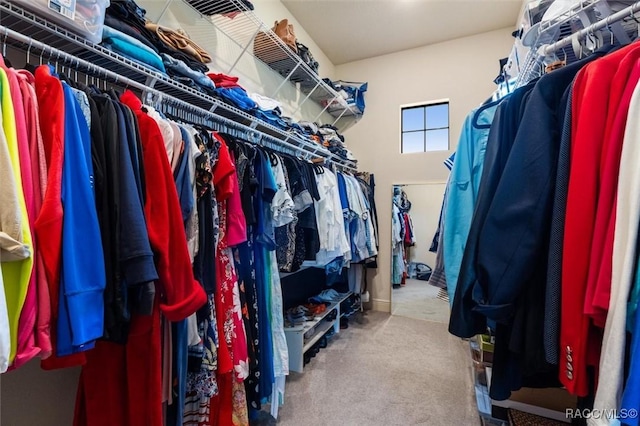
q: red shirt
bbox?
[584,56,640,325]
[34,65,87,370]
[121,90,207,321]
[75,91,207,426]
[561,43,640,395]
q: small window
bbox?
[401,102,449,153]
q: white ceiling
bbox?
[281,0,523,65]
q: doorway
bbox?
[391,182,449,322]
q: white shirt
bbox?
[145,106,175,165]
[347,174,378,258]
[249,93,282,112]
[590,78,640,425]
[314,168,350,264]
[270,155,295,227]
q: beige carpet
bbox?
[392,278,450,323]
[278,311,480,426]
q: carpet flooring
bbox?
[392,278,450,323]
[277,311,480,426]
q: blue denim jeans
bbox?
[254,109,288,130]
[162,54,215,91]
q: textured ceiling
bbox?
[280,0,523,65]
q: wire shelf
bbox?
[144,0,362,126]
[0,0,357,171]
[514,0,637,87]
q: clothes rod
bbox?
[540,0,640,56]
[0,23,343,162]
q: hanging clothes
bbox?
[74,90,207,426]
[427,153,455,291]
[391,203,404,286]
[3,59,39,369]
[444,40,640,415]
[442,101,498,303]
[0,66,34,369]
[0,37,376,425]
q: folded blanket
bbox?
[145,22,212,64]
[102,26,166,72]
[162,54,215,90]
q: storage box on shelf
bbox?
[469,334,574,424]
[486,367,573,424]
[284,292,352,374]
[12,0,108,43]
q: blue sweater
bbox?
[57,82,106,356]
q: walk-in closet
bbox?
[2,1,640,425]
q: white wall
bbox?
[1,360,79,425]
[400,184,446,268]
[337,27,514,312]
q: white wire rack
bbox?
[0,0,358,171]
[141,0,363,128]
[514,0,638,87]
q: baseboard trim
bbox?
[371,299,391,313]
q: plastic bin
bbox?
[14,0,109,43]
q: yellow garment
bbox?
[0,68,34,364]
[0,103,15,373]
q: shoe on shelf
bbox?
[309,289,350,304]
[340,317,349,329]
[304,303,327,315]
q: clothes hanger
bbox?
[26,39,31,65]
[572,34,584,60]
[2,27,7,59]
[630,9,640,40]
[23,39,37,73]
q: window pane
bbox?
[402,107,424,132]
[402,131,425,153]
[426,129,449,151]
[426,103,449,129]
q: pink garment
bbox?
[215,200,249,424]
[2,62,39,368]
[17,70,51,360]
[226,152,247,248]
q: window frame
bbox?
[400,100,450,154]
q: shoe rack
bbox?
[284,292,352,374]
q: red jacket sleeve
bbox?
[212,133,235,202]
[561,50,622,395]
[121,91,206,321]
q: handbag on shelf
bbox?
[254,19,298,64]
[272,19,298,52]
[296,41,319,74]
